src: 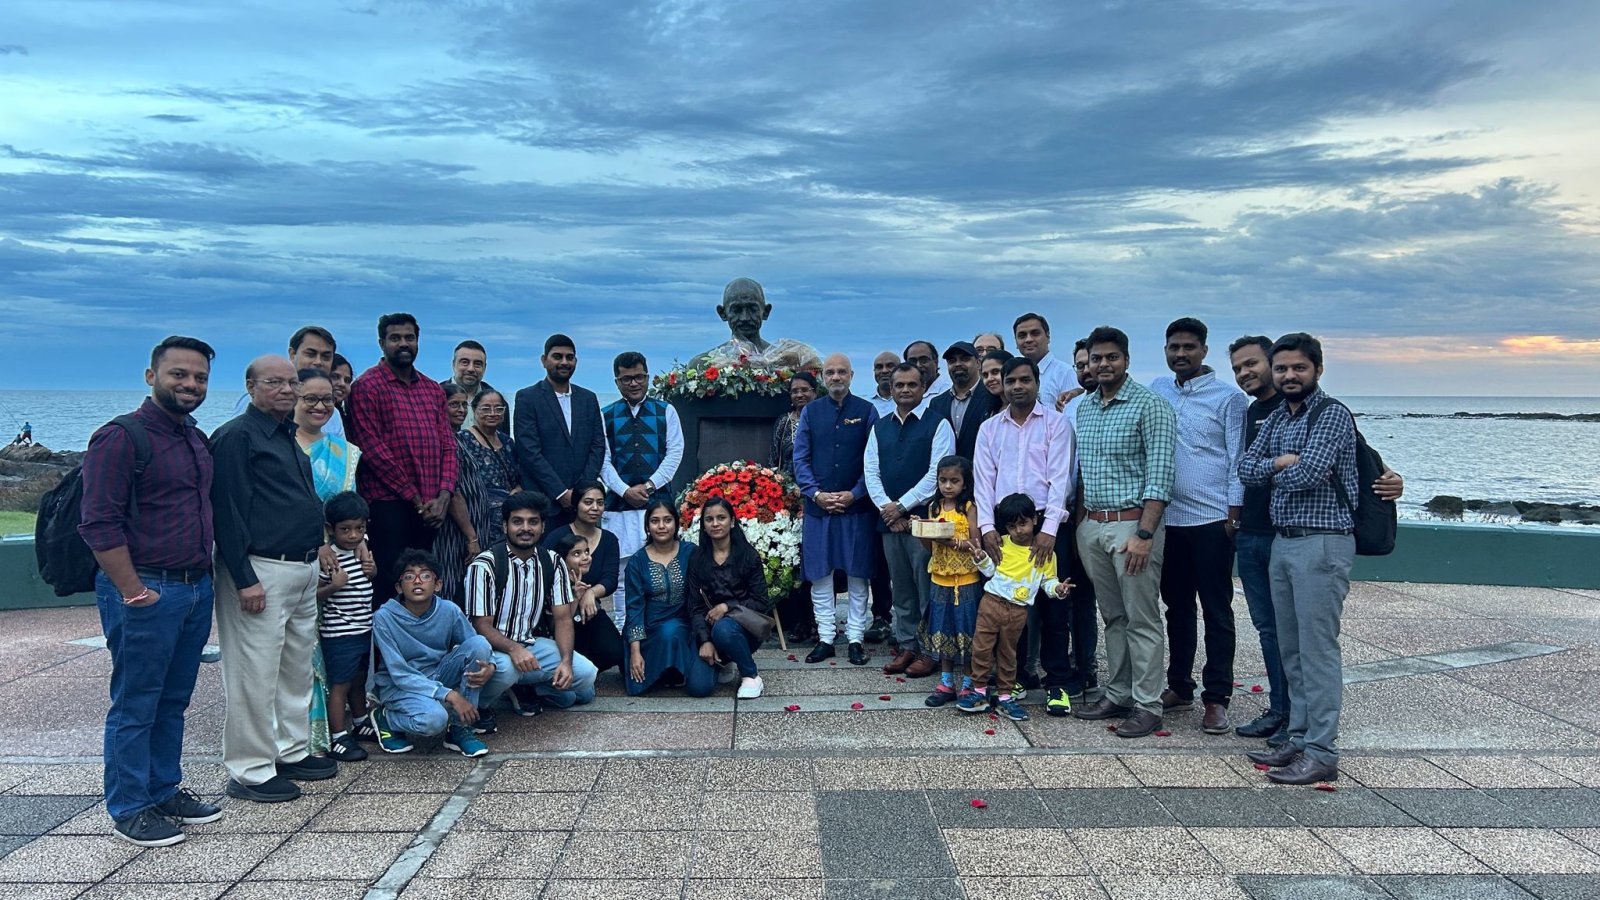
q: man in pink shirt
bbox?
[973,356,1079,717]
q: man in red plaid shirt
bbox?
[348,312,460,593]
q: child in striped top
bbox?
[317,491,377,762]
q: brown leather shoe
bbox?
[1160,689,1194,711]
[904,654,938,678]
[1202,702,1231,734]
[882,649,916,675]
[1073,698,1133,721]
[1115,709,1162,738]
[1266,755,1339,786]
[1246,744,1301,768]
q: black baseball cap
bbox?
[943,341,978,360]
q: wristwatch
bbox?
[1135,528,1154,541]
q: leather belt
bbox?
[1276,526,1353,538]
[135,567,211,585]
[1085,508,1143,523]
[251,548,320,563]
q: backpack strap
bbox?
[109,414,153,521]
[1306,398,1357,513]
[490,541,510,605]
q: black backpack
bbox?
[1309,399,1397,556]
[35,414,152,596]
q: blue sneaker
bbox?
[995,697,1030,721]
[444,723,488,758]
[956,688,989,714]
[371,708,413,754]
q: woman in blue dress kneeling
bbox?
[623,499,716,697]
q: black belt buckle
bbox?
[135,567,211,584]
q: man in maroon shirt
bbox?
[347,312,459,593]
[79,335,224,847]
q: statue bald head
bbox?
[717,277,772,349]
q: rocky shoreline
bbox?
[0,443,79,513]
[1424,495,1600,525]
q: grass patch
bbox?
[0,510,36,536]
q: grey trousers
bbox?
[1077,519,1166,716]
[882,531,932,651]
[1268,533,1355,766]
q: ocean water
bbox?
[3,391,1597,521]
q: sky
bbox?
[2,0,1599,398]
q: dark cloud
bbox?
[145,114,201,124]
[0,44,27,55]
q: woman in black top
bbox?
[768,371,818,476]
[543,480,625,673]
[687,497,770,699]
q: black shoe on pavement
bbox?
[1246,744,1302,768]
[864,617,891,644]
[848,642,868,666]
[225,776,301,804]
[153,787,223,825]
[509,684,543,717]
[805,642,836,664]
[277,755,338,781]
[113,808,185,847]
[1267,724,1291,747]
[326,734,369,763]
[1236,710,1287,739]
[1073,698,1133,721]
[473,707,499,735]
[1266,755,1339,786]
[1115,709,1162,738]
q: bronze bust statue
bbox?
[691,278,821,370]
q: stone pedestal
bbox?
[667,393,791,494]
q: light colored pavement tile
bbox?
[456,792,585,831]
[736,709,1029,752]
[814,755,1031,790]
[1531,756,1600,788]
[308,791,448,832]
[961,877,1109,900]
[223,881,369,899]
[1440,828,1600,874]
[555,831,690,880]
[944,827,1088,876]
[1121,755,1251,788]
[1315,827,1489,875]
[684,879,824,900]
[1191,827,1354,875]
[0,835,142,882]
[691,831,822,878]
[249,831,410,881]
[7,765,107,795]
[400,878,545,899]
[1562,828,1600,854]
[81,884,230,900]
[1426,755,1582,788]
[112,833,287,882]
[482,759,601,793]
[578,790,702,831]
[706,757,815,792]
[1339,757,1470,789]
[346,758,475,794]
[423,831,567,880]
[183,794,335,835]
[1020,756,1140,789]
[1069,827,1222,875]
[0,764,50,793]
[594,757,707,793]
[700,791,817,830]
[1099,875,1249,899]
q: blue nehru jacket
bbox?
[794,393,878,581]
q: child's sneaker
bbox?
[925,684,958,707]
[371,708,413,754]
[444,723,489,758]
[995,697,1030,721]
[350,716,379,743]
[326,733,368,762]
[1011,682,1028,701]
[956,688,990,713]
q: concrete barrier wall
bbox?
[3,521,1597,611]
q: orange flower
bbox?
[706,367,721,381]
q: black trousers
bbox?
[1018,520,1099,691]
[367,499,440,605]
[574,610,625,674]
[1160,520,1237,706]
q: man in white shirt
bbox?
[600,351,684,619]
[904,340,950,400]
[1012,313,1077,413]
[868,351,899,418]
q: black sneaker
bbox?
[277,755,339,781]
[473,707,499,735]
[805,641,836,664]
[326,733,369,763]
[113,808,185,847]
[509,684,543,717]
[864,617,891,644]
[153,787,223,825]
[1236,710,1287,739]
[226,775,301,804]
[350,716,379,743]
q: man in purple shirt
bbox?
[79,336,224,848]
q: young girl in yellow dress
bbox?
[919,456,983,707]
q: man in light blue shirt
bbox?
[1149,317,1248,736]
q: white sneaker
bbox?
[717,662,739,685]
[736,676,764,699]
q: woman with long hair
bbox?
[769,371,819,476]
[622,500,716,696]
[545,487,626,674]
[687,497,771,699]
[458,389,520,546]
[433,382,489,605]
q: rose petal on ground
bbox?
[983,728,996,735]
[988,714,999,721]
[879,695,892,701]
[786,655,797,662]
[850,702,864,710]
[1314,783,1338,792]
[1254,763,1272,771]
[1154,729,1172,737]
[1251,685,1264,693]
[1106,725,1117,732]
[969,798,988,808]
[896,677,907,683]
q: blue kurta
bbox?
[793,393,879,581]
[621,541,711,695]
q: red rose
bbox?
[667,373,678,386]
[706,367,720,381]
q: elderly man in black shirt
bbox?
[212,355,335,803]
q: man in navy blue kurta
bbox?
[794,353,879,664]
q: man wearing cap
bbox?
[925,341,999,461]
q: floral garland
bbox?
[651,356,808,402]
[678,460,804,603]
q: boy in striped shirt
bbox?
[318,492,377,761]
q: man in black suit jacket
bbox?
[923,341,999,462]
[513,333,606,529]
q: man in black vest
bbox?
[514,334,606,530]
[866,363,955,674]
[925,341,998,461]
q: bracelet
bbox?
[122,588,149,605]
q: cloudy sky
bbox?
[3,0,1598,397]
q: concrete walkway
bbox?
[2,579,1599,899]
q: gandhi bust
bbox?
[691,278,821,371]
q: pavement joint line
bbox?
[361,755,503,900]
[1339,640,1566,685]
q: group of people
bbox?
[78,306,1398,849]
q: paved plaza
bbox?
[1,579,1599,898]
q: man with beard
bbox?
[1149,318,1249,735]
[446,340,494,430]
[600,351,684,619]
[513,334,606,530]
[348,314,460,593]
[1012,313,1077,413]
[794,353,879,664]
[926,341,999,462]
[80,336,223,845]
[212,354,334,803]
[869,351,899,418]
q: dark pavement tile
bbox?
[1376,875,1536,899]
[1040,788,1176,828]
[816,790,952,879]
[1237,874,1392,899]
[0,835,30,859]
[1267,785,1418,828]
[1485,789,1600,828]
[824,878,965,899]
[925,789,1057,828]
[1374,788,1530,827]
[0,795,99,836]
[1510,874,1600,900]
[1150,788,1296,827]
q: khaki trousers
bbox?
[970,594,1029,688]
[1077,518,1166,715]
[214,555,319,786]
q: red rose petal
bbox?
[1106,725,1118,732]
[829,662,837,666]
[1154,729,1172,737]
[983,728,996,735]
[896,677,907,683]
[784,704,801,712]
[1314,783,1338,792]
[879,695,892,701]
[850,702,865,710]
[988,714,999,721]
[1254,763,1271,771]
[787,654,797,661]
[1251,685,1264,693]
[969,798,988,808]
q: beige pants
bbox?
[1077,519,1167,715]
[214,555,319,785]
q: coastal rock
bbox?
[1425,496,1600,526]
[1424,495,1464,517]
[0,443,54,464]
[1523,505,1565,524]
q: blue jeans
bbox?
[377,635,494,737]
[712,617,760,679]
[95,571,213,823]
[484,638,599,710]
[1236,531,1287,717]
